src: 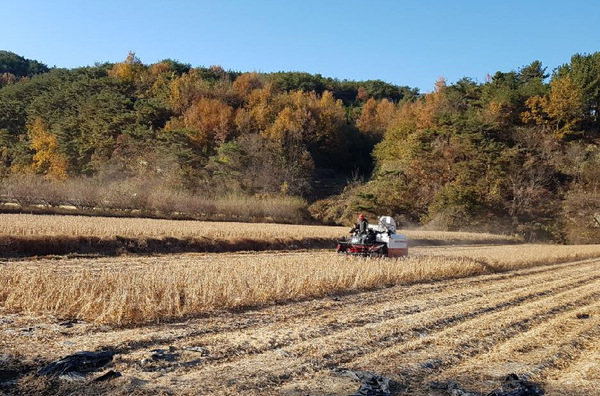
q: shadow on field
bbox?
[0,235,335,258]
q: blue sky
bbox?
[2,0,599,92]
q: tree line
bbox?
[1,50,600,242]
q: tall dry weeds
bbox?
[0,175,309,223]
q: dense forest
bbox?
[1,50,600,242]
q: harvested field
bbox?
[0,213,518,257]
[2,244,600,395]
[2,245,600,325]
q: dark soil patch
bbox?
[0,235,336,258]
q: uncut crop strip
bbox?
[0,213,516,242]
[13,258,590,360]
[0,213,342,239]
[0,213,519,257]
[7,257,585,364]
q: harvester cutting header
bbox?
[337,215,408,257]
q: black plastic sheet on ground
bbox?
[430,373,545,396]
[334,368,393,396]
[37,351,114,377]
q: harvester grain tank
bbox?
[336,216,408,257]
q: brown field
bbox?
[2,237,600,395]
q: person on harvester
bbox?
[351,213,369,236]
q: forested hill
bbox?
[2,50,600,242]
[0,51,415,191]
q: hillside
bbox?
[2,50,600,242]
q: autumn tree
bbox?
[0,72,17,87]
[236,82,282,134]
[522,75,585,138]
[28,117,68,179]
[556,52,600,129]
[357,98,398,140]
[108,51,145,83]
[356,86,369,101]
[166,97,235,147]
[263,90,347,160]
[232,72,264,100]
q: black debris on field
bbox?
[58,371,87,382]
[420,358,443,370]
[0,354,36,388]
[150,346,179,362]
[184,346,210,356]
[59,319,84,328]
[430,373,544,396]
[0,369,20,387]
[576,313,590,319]
[37,351,114,377]
[488,374,544,396]
[334,368,396,396]
[430,380,480,396]
[93,370,122,382]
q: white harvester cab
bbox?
[368,216,408,257]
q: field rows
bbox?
[2,250,600,395]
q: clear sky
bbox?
[1,0,599,92]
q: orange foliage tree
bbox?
[357,98,398,139]
[263,90,345,148]
[522,75,585,138]
[168,69,213,114]
[232,72,263,99]
[166,98,235,146]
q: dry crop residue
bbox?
[2,250,600,395]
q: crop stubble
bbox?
[2,246,600,395]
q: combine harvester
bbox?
[337,216,408,258]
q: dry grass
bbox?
[0,175,310,223]
[2,244,600,326]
